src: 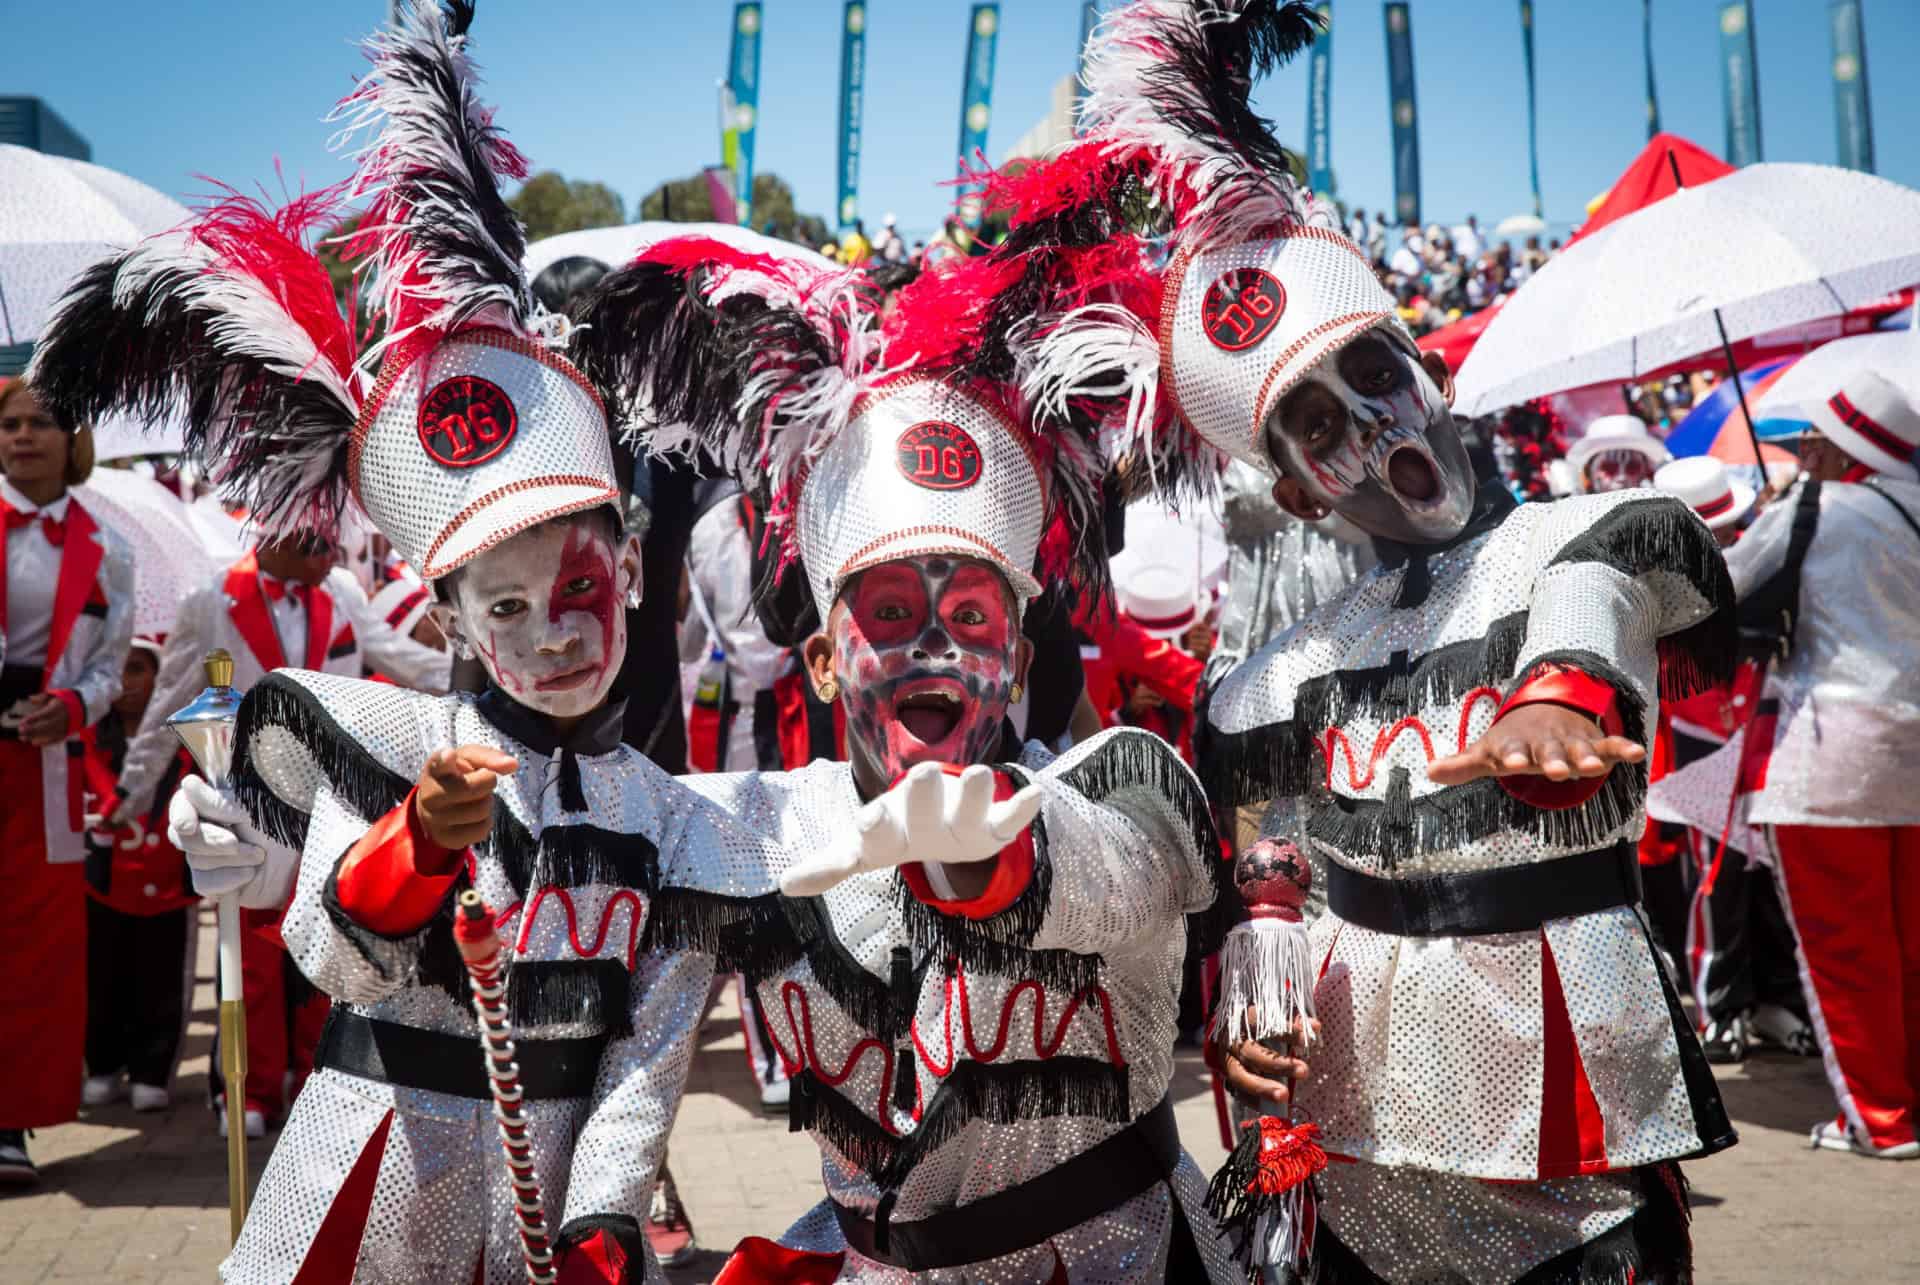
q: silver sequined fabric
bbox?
[1209,492,1723,1186]
[689,729,1236,1282]
[1315,1160,1643,1284]
[1707,476,1920,827]
[224,671,781,1283]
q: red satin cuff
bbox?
[333,788,464,935]
[1495,665,1626,812]
[553,1227,628,1284]
[897,765,1037,920]
[50,688,84,735]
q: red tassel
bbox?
[1249,1116,1328,1196]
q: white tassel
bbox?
[1213,913,1316,1052]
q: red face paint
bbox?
[833,555,1019,794]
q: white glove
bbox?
[781,762,1044,898]
[168,775,297,908]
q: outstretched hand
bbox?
[780,761,1043,898]
[1426,703,1643,787]
[414,745,518,851]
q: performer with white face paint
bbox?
[29,6,788,1280]
[999,3,1742,1280]
[563,208,1237,1279]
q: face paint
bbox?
[830,555,1019,790]
[1586,449,1657,493]
[1265,332,1475,544]
[445,515,630,720]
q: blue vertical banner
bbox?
[1304,3,1334,196]
[837,3,868,232]
[1643,0,1662,139]
[1382,3,1420,227]
[956,4,1001,227]
[1717,2,1763,166]
[726,2,764,226]
[1518,1,1540,217]
[1830,0,1874,173]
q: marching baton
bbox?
[455,890,556,1284]
[165,649,250,1244]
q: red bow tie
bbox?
[261,577,308,605]
[4,508,62,547]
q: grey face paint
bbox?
[1263,331,1475,544]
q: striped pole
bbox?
[455,890,555,1284]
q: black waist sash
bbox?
[1327,841,1641,937]
[830,1094,1180,1272]
[315,1008,607,1100]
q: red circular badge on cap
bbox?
[417,376,518,469]
[1201,268,1287,352]
[896,421,983,491]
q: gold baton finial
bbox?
[203,648,235,689]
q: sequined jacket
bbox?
[1204,486,1739,1183]
[694,728,1239,1283]
[221,670,783,1285]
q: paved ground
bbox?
[4,907,1917,1282]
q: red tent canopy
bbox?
[1419,303,1501,372]
[1568,132,1734,247]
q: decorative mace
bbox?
[1204,839,1330,1279]
[165,648,249,1244]
[454,889,556,1284]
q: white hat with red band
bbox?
[1653,457,1753,533]
[1117,561,1200,640]
[1566,415,1672,480]
[369,575,437,639]
[1809,369,1920,482]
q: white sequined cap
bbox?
[349,329,619,581]
[796,377,1047,620]
[1161,227,1408,474]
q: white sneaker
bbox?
[759,1076,791,1112]
[1751,1003,1819,1056]
[81,1074,125,1107]
[218,1106,267,1140]
[1810,1118,1920,1160]
[129,1083,170,1113]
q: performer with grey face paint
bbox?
[1019,3,1742,1280]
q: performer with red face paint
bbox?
[564,202,1235,1278]
[990,4,1741,1280]
[28,6,789,1280]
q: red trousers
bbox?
[237,908,329,1116]
[0,739,88,1128]
[1771,824,1920,1148]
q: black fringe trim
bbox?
[789,1057,1133,1188]
[1547,497,1739,699]
[482,819,661,902]
[508,959,633,1040]
[1202,611,1535,808]
[1202,1122,1280,1269]
[785,899,930,1043]
[641,888,802,980]
[232,674,415,852]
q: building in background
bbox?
[0,98,89,161]
[1000,74,1076,165]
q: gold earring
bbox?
[1009,682,1024,704]
[818,680,840,703]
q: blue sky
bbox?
[11,1,1918,245]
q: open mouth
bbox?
[894,682,965,748]
[536,663,598,693]
[1385,445,1441,504]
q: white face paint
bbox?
[1264,332,1475,544]
[432,514,640,720]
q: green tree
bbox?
[638,172,830,249]
[508,172,627,243]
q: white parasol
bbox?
[1455,163,1920,418]
[74,468,225,636]
[0,145,188,345]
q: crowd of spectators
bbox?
[1343,208,1559,336]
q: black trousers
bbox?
[85,900,190,1088]
[1685,831,1806,1024]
